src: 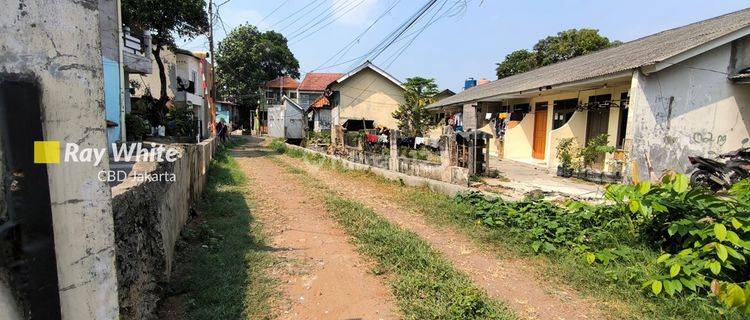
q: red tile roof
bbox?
[310,96,331,109]
[298,73,343,91]
[262,76,299,89]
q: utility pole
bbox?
[208,0,216,99]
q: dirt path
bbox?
[278,154,603,320]
[232,139,396,320]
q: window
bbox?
[552,99,578,129]
[588,94,612,106]
[189,71,197,94]
[289,91,297,99]
[265,91,275,99]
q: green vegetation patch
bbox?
[270,156,514,320]
[168,140,278,320]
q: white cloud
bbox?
[333,0,378,26]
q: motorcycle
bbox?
[688,147,750,191]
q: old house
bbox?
[98,0,152,145]
[258,76,299,134]
[329,61,405,130]
[174,49,212,138]
[268,96,306,140]
[297,73,343,132]
[428,8,750,180]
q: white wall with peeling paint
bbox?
[628,37,750,179]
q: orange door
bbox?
[532,105,548,159]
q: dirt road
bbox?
[233,141,396,320]
[228,137,604,320]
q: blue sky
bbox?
[178,0,749,92]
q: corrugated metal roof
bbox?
[430,8,750,108]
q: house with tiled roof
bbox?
[262,76,299,105]
[427,8,750,180]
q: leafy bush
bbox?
[555,137,578,169]
[166,106,195,137]
[125,113,150,141]
[579,133,615,169]
[457,174,750,317]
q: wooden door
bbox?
[532,104,548,159]
[585,108,610,169]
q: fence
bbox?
[328,126,470,185]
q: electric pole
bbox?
[208,0,216,99]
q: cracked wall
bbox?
[0,0,120,319]
[111,138,217,320]
[628,39,750,179]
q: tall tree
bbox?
[215,24,299,106]
[495,29,619,79]
[392,77,439,136]
[122,0,209,122]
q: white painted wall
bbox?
[628,39,750,179]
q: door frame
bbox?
[532,102,549,160]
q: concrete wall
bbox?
[331,68,404,129]
[1,0,121,318]
[628,40,750,179]
[548,110,587,169]
[503,112,535,159]
[111,138,217,319]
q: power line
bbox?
[259,0,292,24]
[306,0,403,72]
[290,0,369,43]
[269,0,327,29]
[285,0,353,37]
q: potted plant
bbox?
[578,133,615,180]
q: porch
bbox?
[470,76,633,179]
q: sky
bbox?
[178,0,750,92]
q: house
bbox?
[174,49,212,138]
[427,8,750,180]
[297,72,344,132]
[329,61,405,130]
[258,76,299,134]
[215,100,237,125]
[128,47,215,140]
[268,96,306,140]
[98,0,152,145]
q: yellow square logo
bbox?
[34,141,61,164]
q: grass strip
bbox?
[168,140,278,320]
[268,155,515,320]
[271,142,720,319]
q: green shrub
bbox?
[166,106,195,137]
[125,113,150,141]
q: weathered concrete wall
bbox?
[111,138,217,319]
[1,1,121,319]
[628,40,750,179]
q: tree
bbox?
[392,77,439,136]
[122,0,209,123]
[495,29,619,79]
[215,24,299,106]
[495,49,538,79]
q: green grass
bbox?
[270,143,724,319]
[167,140,278,320]
[269,155,515,320]
[326,170,723,319]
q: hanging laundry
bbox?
[378,134,388,144]
[365,133,378,143]
[414,137,425,148]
